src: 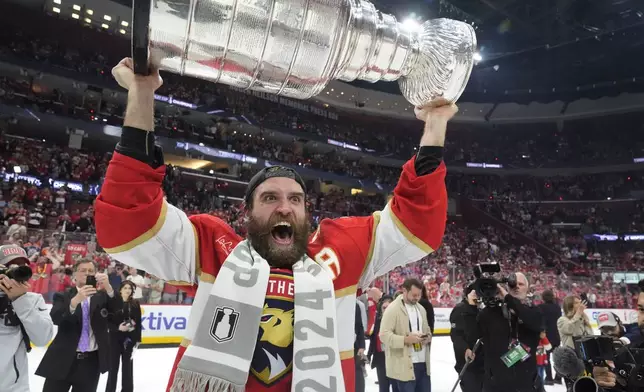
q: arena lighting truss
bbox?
[47,0,131,35]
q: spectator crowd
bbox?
[0,4,642,311]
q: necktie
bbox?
[78,298,90,352]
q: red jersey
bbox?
[95,152,447,392]
[536,337,552,366]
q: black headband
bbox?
[245,166,306,205]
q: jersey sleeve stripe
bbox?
[192,223,201,275]
[339,350,354,360]
[102,201,168,254]
[103,202,197,284]
[358,203,433,289]
[200,272,216,283]
[363,211,382,275]
[335,284,357,298]
[388,204,434,254]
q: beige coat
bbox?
[557,313,593,349]
[379,296,431,381]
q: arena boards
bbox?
[38,304,637,345]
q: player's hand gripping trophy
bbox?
[130,0,477,106]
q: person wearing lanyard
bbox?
[380,278,432,392]
[476,272,544,392]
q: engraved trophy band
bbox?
[132,0,477,105]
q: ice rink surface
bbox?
[27,336,568,392]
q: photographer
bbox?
[0,244,55,392]
[597,311,643,346]
[478,272,544,392]
[592,288,644,391]
[450,284,484,392]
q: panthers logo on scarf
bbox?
[249,269,295,388]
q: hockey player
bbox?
[95,58,455,392]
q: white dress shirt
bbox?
[405,302,427,363]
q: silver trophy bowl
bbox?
[132,0,477,105]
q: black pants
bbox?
[105,336,134,392]
[355,357,365,392]
[43,352,100,392]
[375,362,399,392]
[459,370,484,392]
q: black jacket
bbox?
[367,310,385,369]
[419,298,435,334]
[36,287,123,379]
[538,302,562,348]
[450,300,483,373]
[108,299,142,344]
[478,295,543,390]
[355,304,365,354]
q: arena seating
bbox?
[0,3,642,309]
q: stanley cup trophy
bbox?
[131,0,477,105]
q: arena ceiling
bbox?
[364,0,644,102]
[90,0,644,102]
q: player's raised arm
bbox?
[94,58,237,284]
[308,101,451,289]
[358,101,452,286]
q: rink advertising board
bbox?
[44,304,191,344]
[42,305,638,345]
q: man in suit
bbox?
[36,258,122,392]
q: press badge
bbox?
[501,342,530,368]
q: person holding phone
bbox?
[36,259,123,392]
[106,280,142,392]
[379,278,432,392]
[556,295,593,350]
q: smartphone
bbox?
[85,275,97,288]
[420,334,430,338]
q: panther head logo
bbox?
[251,304,294,385]
[259,305,294,348]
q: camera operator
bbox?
[597,311,643,346]
[0,244,55,392]
[450,283,484,392]
[478,272,544,392]
[592,288,644,390]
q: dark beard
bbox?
[246,214,310,269]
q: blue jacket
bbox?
[622,322,642,345]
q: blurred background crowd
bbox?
[0,2,643,311]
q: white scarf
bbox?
[171,240,345,392]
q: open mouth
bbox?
[270,221,294,245]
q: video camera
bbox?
[472,263,517,307]
[576,335,644,392]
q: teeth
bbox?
[273,221,291,228]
